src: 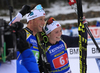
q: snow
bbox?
[0,1,100,73]
[0,1,100,25]
[44,1,100,24]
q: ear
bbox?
[47,34,50,37]
[28,20,31,23]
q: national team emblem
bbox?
[56,24,59,27]
[30,12,34,16]
[45,26,48,31]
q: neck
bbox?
[27,25,37,36]
[49,39,56,45]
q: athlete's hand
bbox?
[44,62,51,71]
[83,16,88,25]
[19,5,31,16]
[68,0,76,6]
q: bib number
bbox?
[53,53,68,69]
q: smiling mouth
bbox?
[57,36,60,39]
[40,25,43,28]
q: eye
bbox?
[40,18,45,21]
[55,31,58,33]
[44,19,46,21]
[60,29,62,32]
[40,18,42,20]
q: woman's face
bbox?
[48,26,62,44]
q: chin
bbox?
[57,39,60,42]
[39,29,42,32]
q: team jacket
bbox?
[45,40,71,73]
[17,49,40,73]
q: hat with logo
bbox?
[43,17,61,35]
[26,4,45,22]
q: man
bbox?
[17,4,45,63]
[9,4,46,72]
[9,4,45,62]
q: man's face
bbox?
[30,16,45,35]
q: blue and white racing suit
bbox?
[45,40,71,73]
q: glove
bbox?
[44,62,51,71]
[19,5,31,16]
[83,16,88,24]
[17,30,32,53]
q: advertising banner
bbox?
[68,45,100,73]
[88,27,100,44]
[66,27,100,73]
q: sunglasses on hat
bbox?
[46,17,56,25]
[44,17,56,30]
[28,4,43,16]
[34,4,43,10]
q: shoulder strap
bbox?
[24,27,33,34]
[36,33,51,73]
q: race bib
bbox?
[32,50,39,63]
[53,53,68,69]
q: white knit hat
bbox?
[43,21,61,35]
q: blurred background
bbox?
[1,0,100,73]
[0,0,100,36]
[0,0,100,9]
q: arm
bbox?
[61,30,87,48]
[61,16,88,48]
[9,13,22,25]
[17,60,29,73]
[61,35,79,48]
[21,49,40,73]
[9,5,30,25]
[17,50,40,73]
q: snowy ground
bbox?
[0,1,100,25]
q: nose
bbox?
[42,20,45,26]
[58,32,62,37]
[59,31,62,36]
[43,20,45,25]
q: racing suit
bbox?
[44,40,71,73]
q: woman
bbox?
[39,17,87,73]
[41,17,72,73]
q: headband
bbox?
[43,21,61,35]
[26,4,45,22]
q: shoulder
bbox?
[60,40,67,48]
[60,39,66,44]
